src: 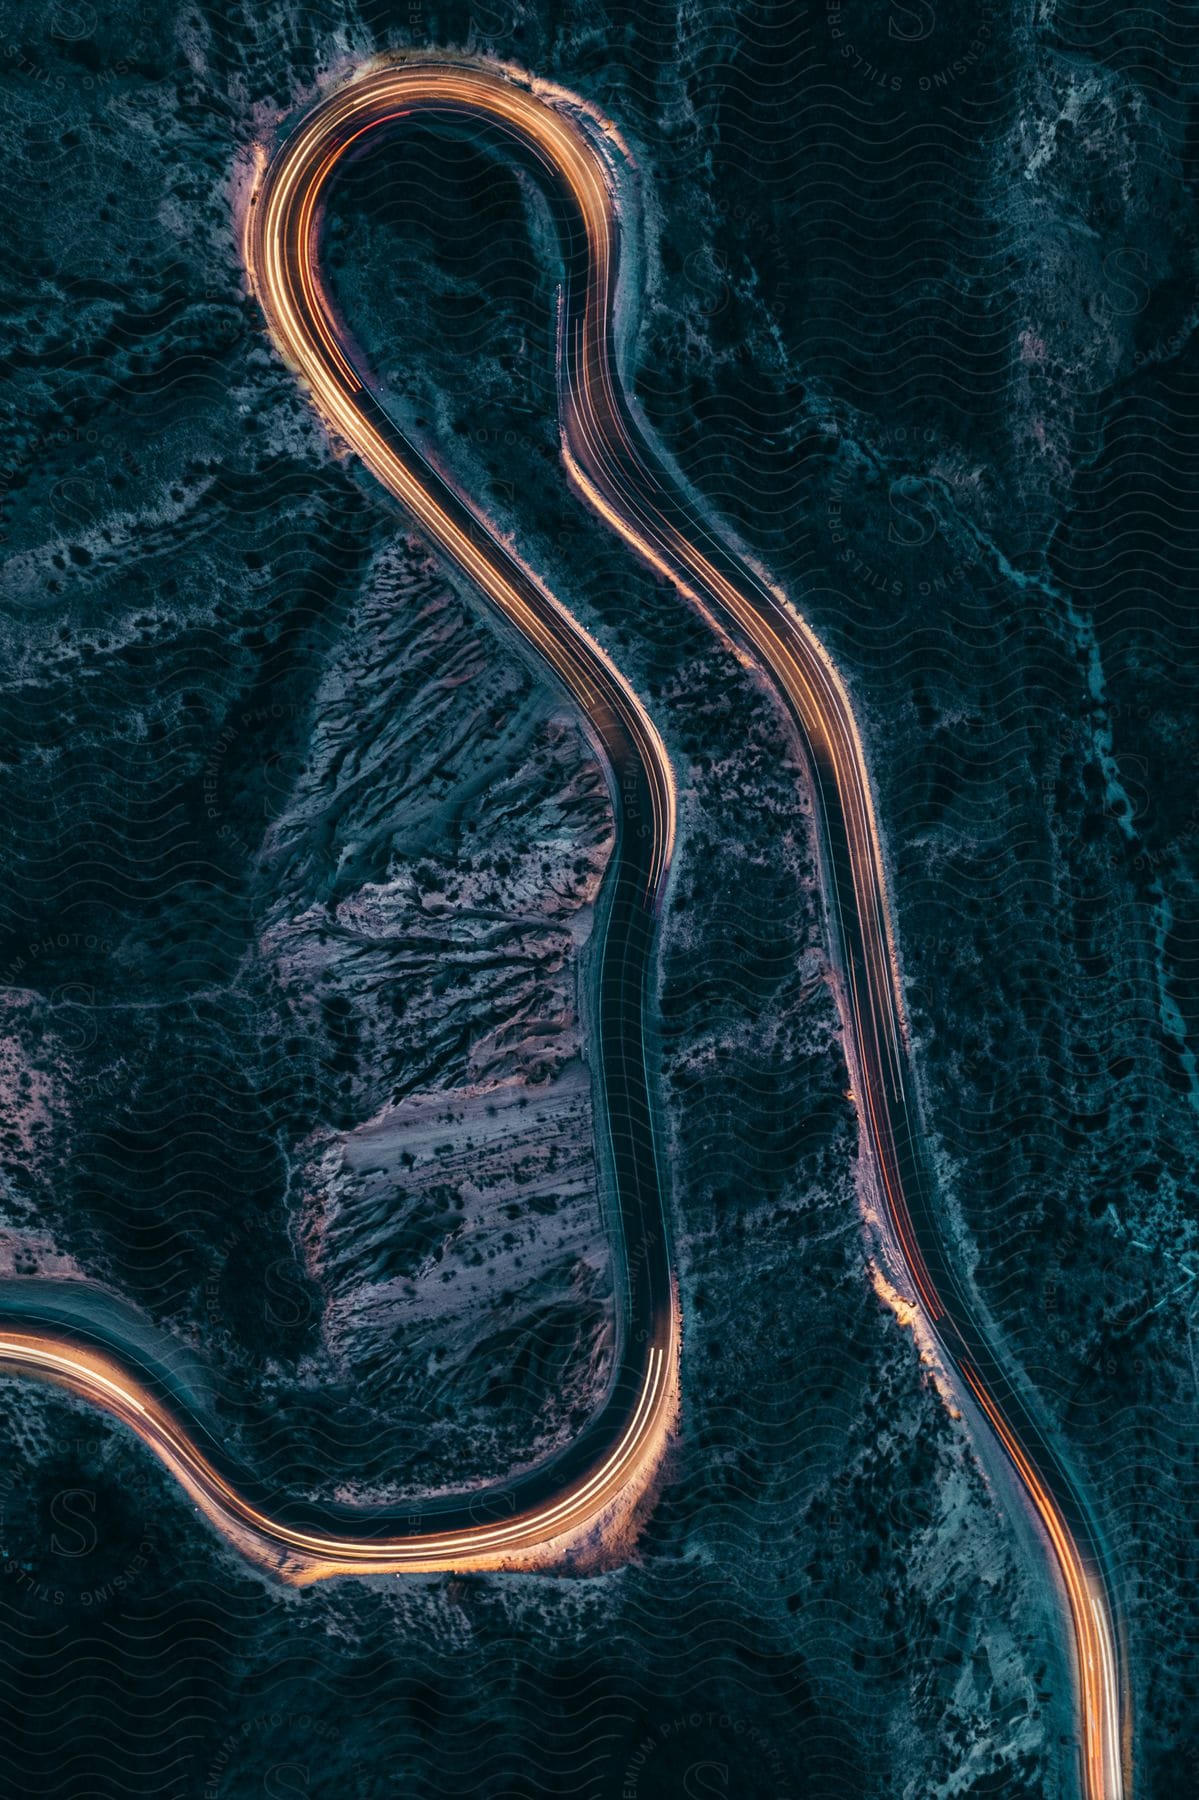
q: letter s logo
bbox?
[51,476,103,529]
[890,1,936,42]
[51,3,98,41]
[265,1765,310,1798]
[51,1488,97,1558]
[1103,246,1150,319]
[263,1258,311,1329]
[51,982,98,1053]
[888,475,938,547]
[470,3,514,45]
[684,1763,729,1800]
[684,246,731,319]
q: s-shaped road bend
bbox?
[0,56,1126,1800]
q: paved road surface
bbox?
[0,57,1125,1800]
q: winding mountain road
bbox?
[0,55,1125,1800]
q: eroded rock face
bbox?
[251,533,617,1494]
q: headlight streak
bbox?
[0,1332,673,1572]
[0,57,1126,1800]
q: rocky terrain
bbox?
[0,2,1194,1797]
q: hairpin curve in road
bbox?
[0,55,1125,1800]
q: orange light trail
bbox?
[0,57,1126,1800]
[0,1332,676,1575]
[962,1361,1124,1800]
